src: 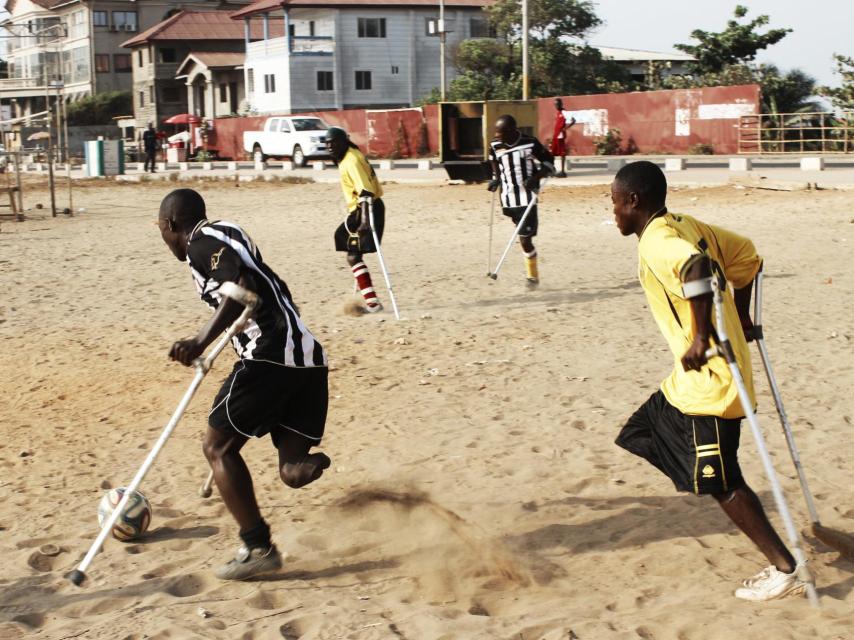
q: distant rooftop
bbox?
[594,46,695,63]
[123,10,273,48]
[232,0,492,20]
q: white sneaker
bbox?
[734,565,807,602]
[365,302,383,314]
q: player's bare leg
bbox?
[276,430,331,488]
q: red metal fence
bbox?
[211,85,759,159]
[538,85,760,156]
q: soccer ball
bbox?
[97,488,152,541]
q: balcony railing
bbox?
[246,36,334,58]
[0,77,44,90]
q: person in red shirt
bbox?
[549,98,576,177]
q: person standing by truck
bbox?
[142,122,158,173]
[326,126,385,313]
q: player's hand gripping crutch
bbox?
[487,180,545,280]
[368,198,401,320]
[703,275,820,608]
[749,265,854,559]
[66,282,259,586]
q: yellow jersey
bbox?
[638,212,761,419]
[338,146,383,212]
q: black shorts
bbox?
[503,205,538,237]
[334,198,385,253]
[209,360,328,446]
[615,390,744,495]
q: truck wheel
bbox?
[253,144,266,163]
[292,145,306,167]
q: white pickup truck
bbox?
[243,116,330,166]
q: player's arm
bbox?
[357,189,375,232]
[487,147,500,192]
[710,224,761,340]
[170,271,258,366]
[680,255,714,372]
[526,140,556,190]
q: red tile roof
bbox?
[231,0,492,20]
[122,10,273,48]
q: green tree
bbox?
[422,1,631,102]
[818,54,854,110]
[65,91,132,126]
[675,5,791,75]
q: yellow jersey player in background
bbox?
[326,126,385,313]
[610,160,806,602]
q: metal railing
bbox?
[0,77,44,90]
[739,111,854,154]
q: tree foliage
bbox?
[818,54,854,110]
[422,0,631,102]
[675,5,791,75]
[65,91,132,126]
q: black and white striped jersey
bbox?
[186,220,327,368]
[489,134,554,208]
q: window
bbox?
[355,70,371,90]
[469,17,495,38]
[138,90,145,107]
[391,65,399,75]
[159,48,176,63]
[426,18,440,36]
[92,11,108,27]
[150,86,155,103]
[112,11,138,32]
[113,54,131,72]
[280,120,291,132]
[357,18,386,38]
[309,21,315,36]
[94,54,110,73]
[162,87,182,103]
[137,49,143,67]
[317,70,333,91]
[219,83,227,102]
[288,24,295,37]
[264,73,276,93]
[247,69,255,96]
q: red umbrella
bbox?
[164,114,201,125]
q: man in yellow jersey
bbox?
[326,126,385,313]
[611,161,805,602]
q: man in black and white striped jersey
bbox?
[158,188,330,581]
[487,114,555,287]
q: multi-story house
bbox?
[122,11,267,127]
[231,0,493,114]
[0,0,245,119]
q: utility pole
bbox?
[522,0,529,100]
[439,0,446,100]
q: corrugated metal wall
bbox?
[211,85,760,160]
[536,85,760,155]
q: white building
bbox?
[231,0,492,114]
[594,46,695,84]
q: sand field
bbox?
[0,176,852,639]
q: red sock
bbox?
[351,262,380,308]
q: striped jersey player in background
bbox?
[488,114,556,287]
[326,126,386,313]
[158,188,331,581]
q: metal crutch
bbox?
[369,199,401,320]
[66,282,259,586]
[487,182,545,280]
[486,188,497,275]
[752,266,854,558]
[705,275,820,608]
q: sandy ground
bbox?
[0,177,852,640]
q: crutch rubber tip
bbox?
[65,569,86,586]
[199,487,212,498]
[487,273,497,280]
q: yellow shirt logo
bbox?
[210,247,225,271]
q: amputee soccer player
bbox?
[158,188,331,580]
[487,114,555,287]
[326,126,386,313]
[610,161,806,602]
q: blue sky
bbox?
[589,0,853,87]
